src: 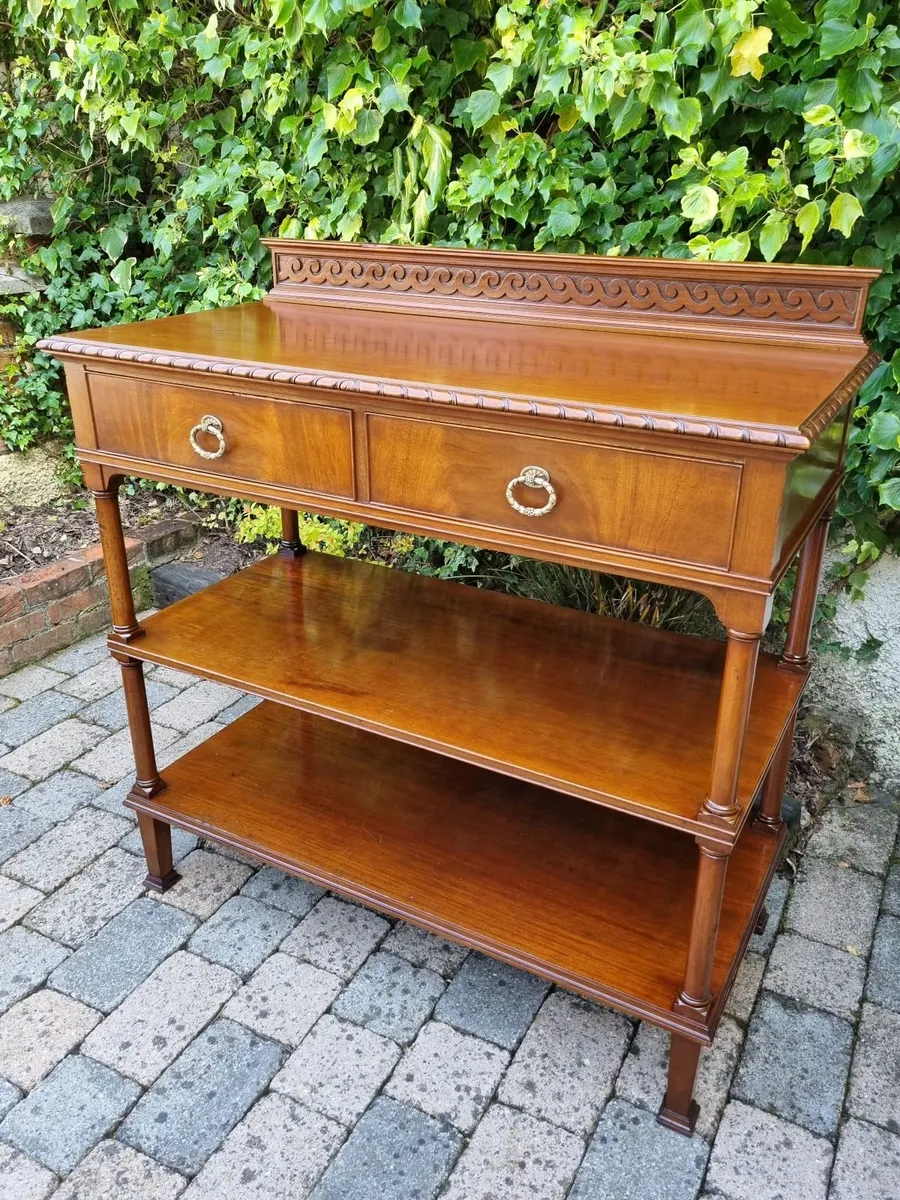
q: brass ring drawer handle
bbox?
[189,415,226,460]
[505,465,557,517]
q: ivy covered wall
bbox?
[1,0,899,562]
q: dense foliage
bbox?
[1,0,899,565]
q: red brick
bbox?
[47,579,108,624]
[0,586,25,622]
[80,541,143,581]
[0,609,48,649]
[75,603,112,636]
[19,558,92,608]
[9,621,78,666]
[136,519,200,563]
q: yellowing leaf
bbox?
[729,26,772,81]
[557,103,579,132]
[829,191,864,237]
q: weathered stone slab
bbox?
[0,988,100,1090]
[0,690,83,749]
[0,664,66,701]
[280,896,389,980]
[240,866,325,917]
[381,922,470,976]
[152,679,244,732]
[52,1140,186,1200]
[24,847,146,946]
[80,679,179,731]
[223,953,339,1046]
[333,951,444,1044]
[0,719,105,782]
[805,800,898,875]
[0,927,69,1014]
[725,951,766,1023]
[866,915,900,1011]
[188,895,295,977]
[154,849,252,920]
[14,769,104,823]
[705,1100,832,1200]
[847,1002,900,1130]
[72,723,178,784]
[764,933,866,1021]
[4,806,132,892]
[0,1142,57,1200]
[830,1117,900,1200]
[0,874,42,933]
[785,860,881,955]
[434,951,549,1050]
[0,804,50,865]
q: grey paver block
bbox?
[381,922,470,976]
[157,723,224,768]
[386,1019,508,1133]
[14,769,105,823]
[333,950,444,1044]
[72,723,178,784]
[569,1098,708,1200]
[310,1095,461,1200]
[152,680,244,732]
[616,1016,743,1142]
[500,990,630,1135]
[806,801,898,875]
[0,1076,21,1118]
[765,933,866,1021]
[830,1117,900,1200]
[0,804,50,864]
[0,719,105,782]
[725,950,766,1023]
[53,1139,187,1200]
[0,696,12,713]
[0,1142,57,1200]
[0,690,83,748]
[118,1017,284,1175]
[223,953,339,1046]
[90,775,138,818]
[183,1091,343,1199]
[883,863,900,917]
[0,874,42,933]
[866,915,900,1011]
[24,847,146,946]
[785,860,881,954]
[154,849,252,920]
[82,950,239,1086]
[0,988,101,1090]
[0,765,29,798]
[732,991,853,1136]
[847,1002,900,1130]
[0,664,67,700]
[4,806,132,891]
[0,927,69,1014]
[434,951,550,1050]
[215,693,261,725]
[80,679,179,731]
[49,898,197,1012]
[56,658,122,702]
[147,665,196,689]
[705,1100,831,1200]
[280,896,389,980]
[749,874,790,953]
[273,1013,401,1126]
[240,866,325,917]
[188,895,296,977]
[46,634,109,675]
[0,1054,140,1174]
[120,824,198,863]
[441,1102,581,1200]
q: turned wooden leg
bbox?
[93,485,143,642]
[678,842,731,1013]
[658,1035,703,1135]
[705,631,763,819]
[757,714,796,829]
[137,812,179,892]
[279,508,306,558]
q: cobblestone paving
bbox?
[0,631,899,1199]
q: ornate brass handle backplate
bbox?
[505,465,557,517]
[189,414,226,460]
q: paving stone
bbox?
[53,1139,187,1200]
[499,990,629,1135]
[785,860,881,954]
[847,1002,900,1131]
[120,824,198,863]
[806,801,899,876]
[24,848,147,947]
[866,915,900,1011]
[154,849,252,920]
[0,988,101,1090]
[4,806,131,891]
[616,1016,743,1142]
[441,1101,581,1200]
[568,1098,708,1200]
[240,866,325,918]
[223,953,339,1046]
[765,933,866,1021]
[147,665,196,689]
[49,898,197,1013]
[725,951,766,1023]
[215,693,262,726]
[0,1054,140,1174]
[310,1095,461,1200]
[749,874,790,954]
[0,664,67,701]
[0,927,69,1014]
[157,723,224,769]
[0,804,49,863]
[381,922,470,976]
[82,950,239,1086]
[0,719,105,782]
[705,1100,831,1200]
[0,689,83,748]
[0,1142,57,1200]
[56,658,123,702]
[732,991,853,1136]
[272,1013,401,1125]
[118,1017,284,1175]
[0,696,12,713]
[434,952,550,1050]
[0,1076,21,1118]
[280,896,389,980]
[830,1117,900,1200]
[385,1019,507,1133]
[72,723,179,784]
[152,680,245,732]
[883,864,900,918]
[46,634,109,675]
[0,874,42,933]
[0,765,30,800]
[333,950,444,1044]
[80,679,180,731]
[188,895,296,977]
[183,1091,343,1199]
[14,769,105,823]
[90,775,138,818]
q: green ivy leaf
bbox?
[110,258,134,294]
[795,199,824,251]
[546,198,580,239]
[869,410,900,450]
[466,89,500,130]
[819,19,868,61]
[759,210,791,261]
[662,96,702,143]
[99,224,128,263]
[609,90,645,140]
[372,24,390,52]
[843,129,878,159]
[394,0,421,31]
[417,123,451,201]
[486,61,514,95]
[350,108,383,145]
[681,184,719,231]
[765,0,811,47]
[877,477,900,510]
[830,192,864,237]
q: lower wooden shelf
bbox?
[132,700,785,1039]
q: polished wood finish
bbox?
[278,509,305,558]
[127,700,784,1038]
[109,551,805,844]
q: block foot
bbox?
[754,905,769,936]
[144,869,180,893]
[657,1097,700,1136]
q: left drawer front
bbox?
[86,373,355,498]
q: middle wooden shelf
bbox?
[115,550,805,841]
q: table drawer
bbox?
[86,373,354,498]
[367,415,741,569]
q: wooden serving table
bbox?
[39,242,879,1135]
